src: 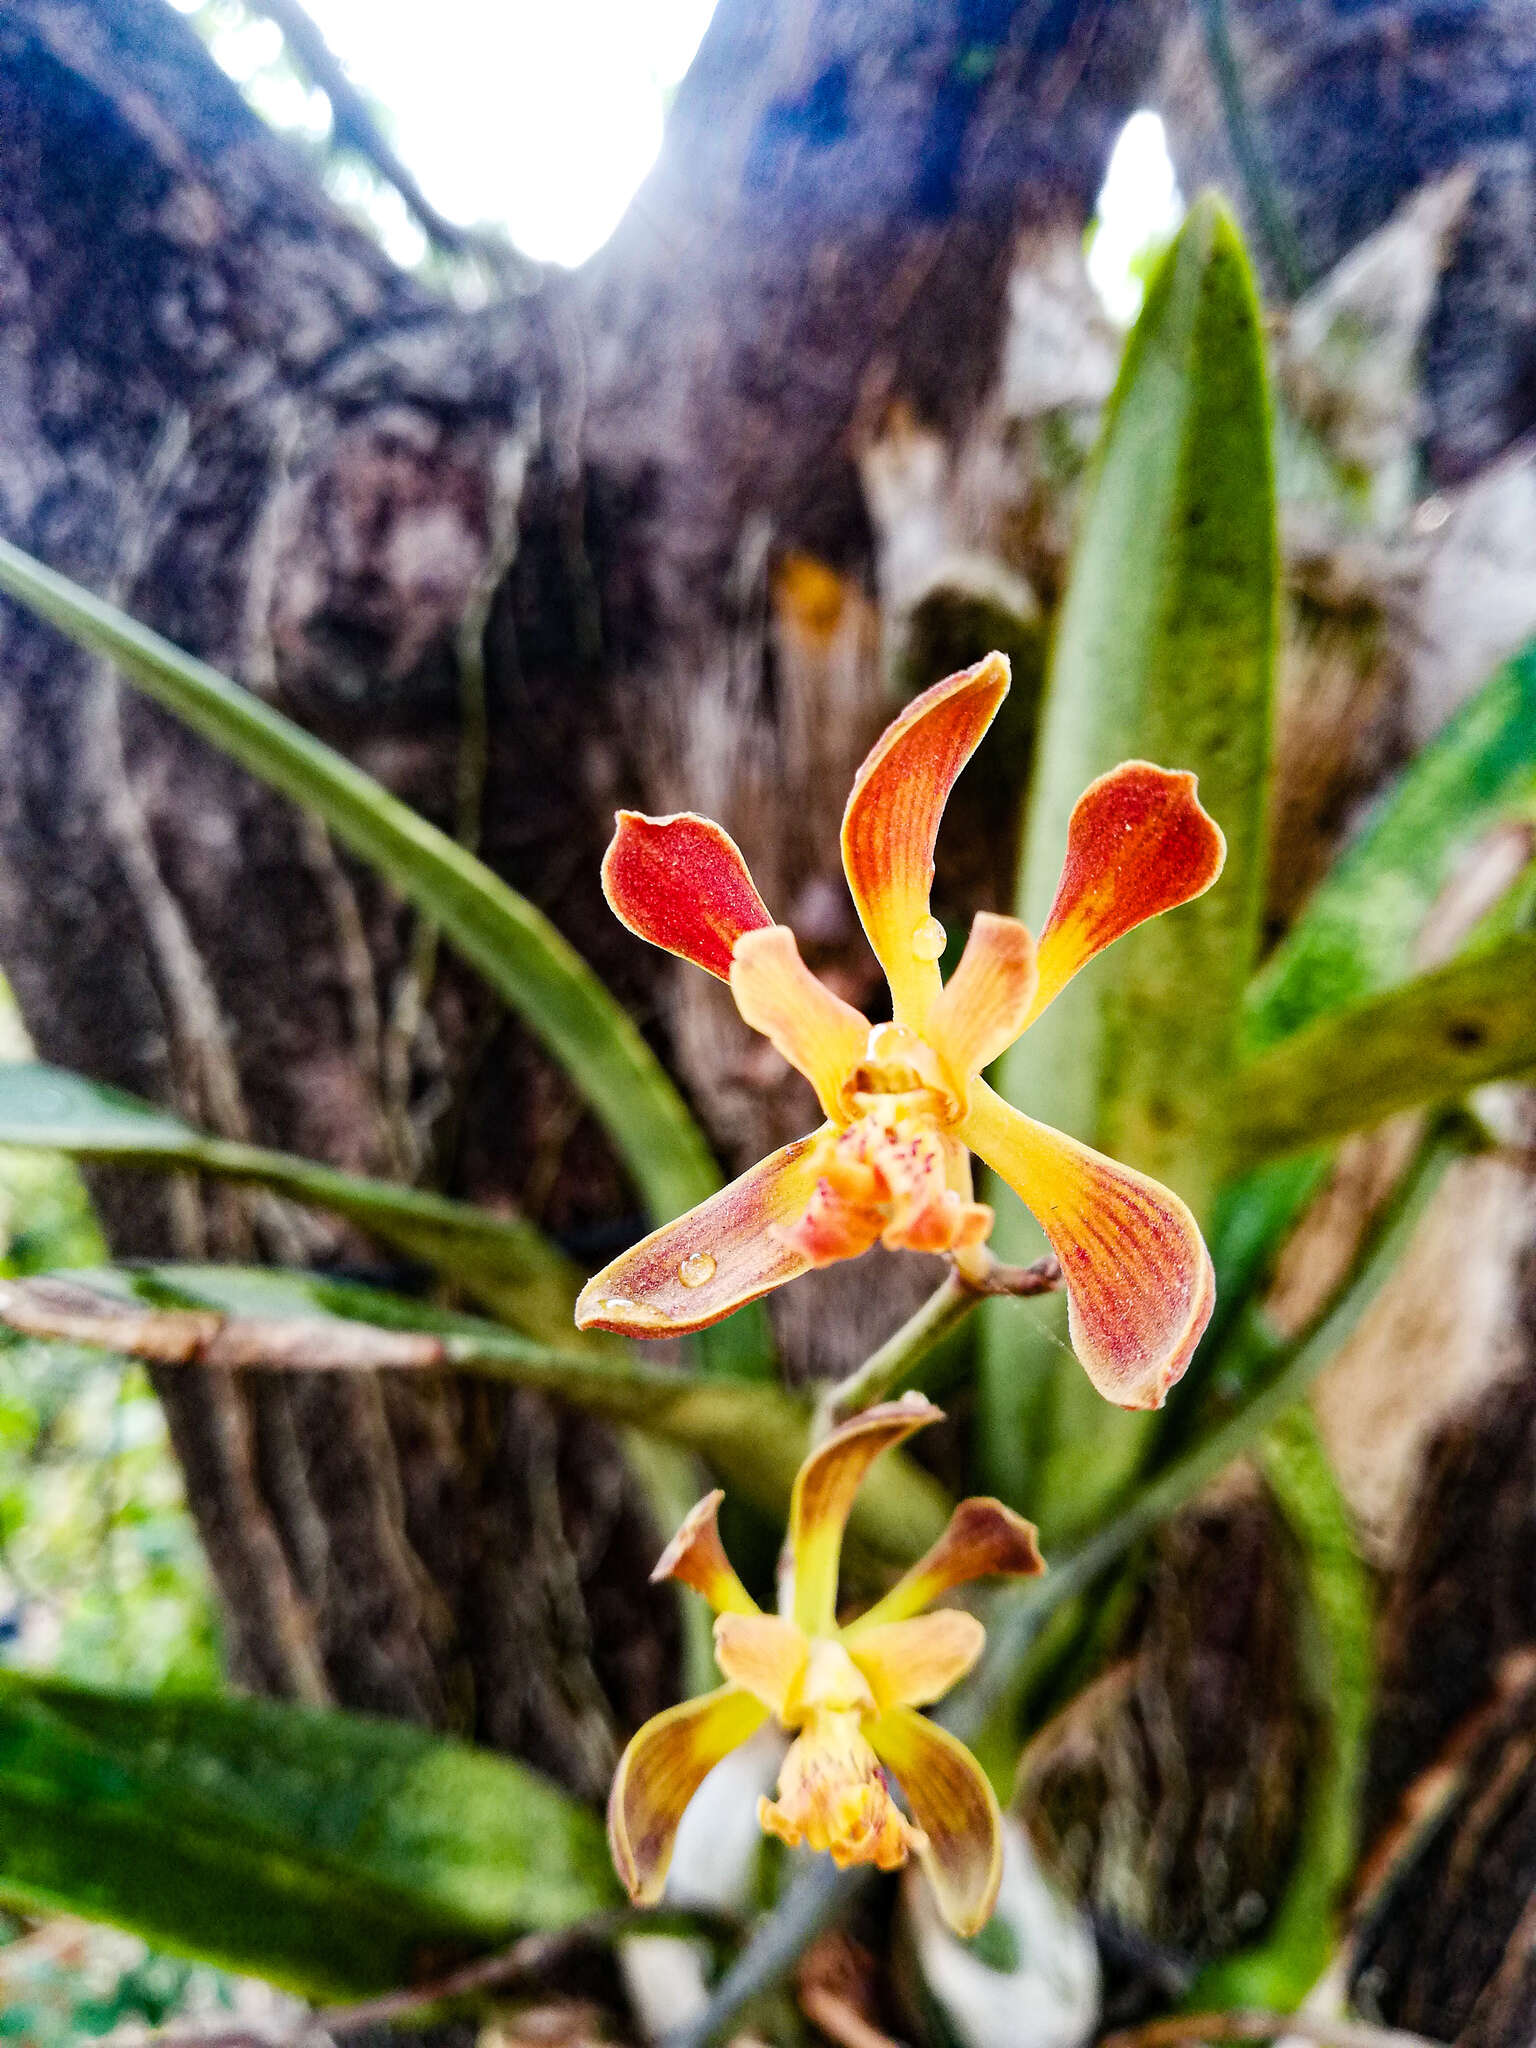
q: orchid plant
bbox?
[609,1393,1043,1936]
[0,195,1528,2028]
[587,652,1227,1927]
[579,653,1223,1413]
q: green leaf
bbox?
[1245,640,1536,1054]
[0,1063,581,1340]
[0,1671,619,1998]
[1200,640,1536,1369]
[1227,933,1536,1167]
[0,538,769,1378]
[981,195,1277,1529]
[1190,1405,1373,2005]
[3,1265,950,1567]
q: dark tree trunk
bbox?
[1157,0,1536,481]
[0,0,1159,1767]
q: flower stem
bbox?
[815,1254,1063,1440]
[672,1136,1452,2048]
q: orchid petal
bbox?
[868,1708,1003,1937]
[575,1130,831,1337]
[787,1393,942,1636]
[845,1497,1044,1634]
[713,1612,809,1717]
[925,912,1038,1083]
[730,926,869,1120]
[960,1079,1215,1409]
[602,810,773,981]
[847,1610,984,1712]
[652,1490,758,1617]
[608,1685,769,1904]
[840,655,1010,1029]
[1028,762,1226,1023]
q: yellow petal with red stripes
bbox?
[840,655,1010,1029]
[651,1490,758,1617]
[608,1685,769,1904]
[575,1129,831,1337]
[960,1079,1215,1409]
[846,1496,1044,1634]
[868,1707,1003,1937]
[786,1393,942,1636]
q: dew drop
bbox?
[600,1296,636,1314]
[911,914,947,961]
[678,1251,717,1288]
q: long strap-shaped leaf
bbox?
[1198,641,1536,1360]
[0,1265,949,1561]
[1001,192,1276,1209]
[982,195,1277,1527]
[1226,932,1536,1167]
[0,1671,619,1998]
[0,1061,584,1340]
[1245,640,1536,1054]
[0,538,761,1347]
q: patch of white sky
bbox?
[179,0,1182,315]
[1087,110,1185,323]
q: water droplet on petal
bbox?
[911,915,947,961]
[678,1251,717,1288]
[600,1296,636,1314]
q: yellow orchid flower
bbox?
[608,1392,1043,1936]
[578,652,1225,1409]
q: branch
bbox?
[0,1277,445,1373]
[244,0,515,270]
[1191,0,1310,296]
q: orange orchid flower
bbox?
[578,653,1224,1409]
[608,1392,1043,1935]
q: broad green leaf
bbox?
[0,1062,580,1340]
[2,1265,949,1566]
[1190,1405,1373,2005]
[981,195,1277,1529]
[1226,933,1536,1167]
[0,538,769,1379]
[0,1671,618,1998]
[1245,640,1536,1054]
[1200,641,1536,1369]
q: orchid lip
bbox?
[839,1021,965,1127]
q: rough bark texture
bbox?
[0,0,1159,1762]
[1350,1285,1536,2048]
[1020,1467,1312,2016]
[1158,0,1536,482]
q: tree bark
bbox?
[0,0,1159,1763]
